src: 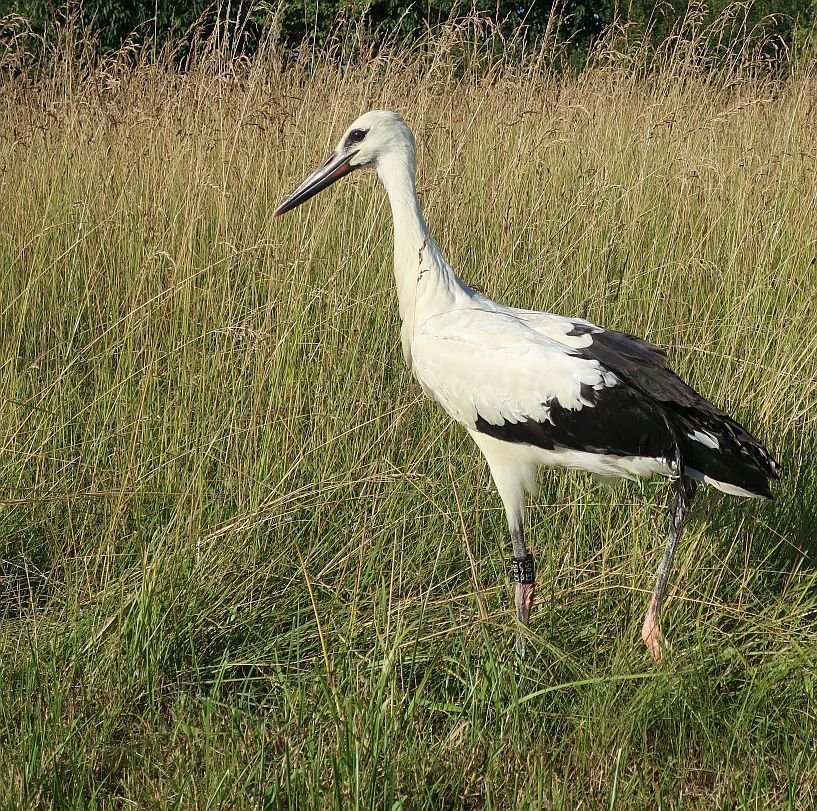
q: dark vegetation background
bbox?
[2,0,815,64]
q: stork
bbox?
[274,110,779,660]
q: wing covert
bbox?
[411,309,618,431]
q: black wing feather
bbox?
[474,321,778,498]
[475,382,675,462]
[577,327,779,496]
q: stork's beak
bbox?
[274,150,359,217]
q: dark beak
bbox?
[274,150,360,217]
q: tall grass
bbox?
[0,10,815,808]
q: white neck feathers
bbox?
[376,149,470,365]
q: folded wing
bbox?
[411,307,778,496]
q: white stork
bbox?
[274,110,779,660]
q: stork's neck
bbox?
[377,150,469,362]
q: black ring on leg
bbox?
[508,553,535,584]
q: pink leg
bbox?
[514,582,535,657]
[516,582,535,625]
[641,593,664,662]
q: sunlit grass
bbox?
[0,10,815,808]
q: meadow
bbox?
[0,12,815,809]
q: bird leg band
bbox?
[509,553,535,584]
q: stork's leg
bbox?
[466,433,536,658]
[509,524,535,657]
[642,476,698,661]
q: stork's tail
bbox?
[672,410,779,498]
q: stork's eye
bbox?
[346,128,367,146]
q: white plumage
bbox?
[275,110,778,660]
[413,310,617,426]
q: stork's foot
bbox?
[641,596,666,663]
[510,554,535,658]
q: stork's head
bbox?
[274,110,414,216]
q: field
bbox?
[1,14,816,809]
